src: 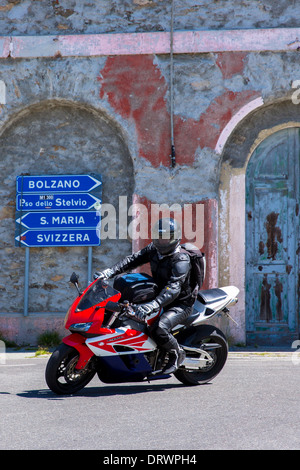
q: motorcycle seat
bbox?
[197,288,227,304]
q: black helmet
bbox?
[152,217,181,255]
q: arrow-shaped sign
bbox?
[16,193,101,211]
[16,174,102,194]
[15,229,101,247]
[16,211,101,229]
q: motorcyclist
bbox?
[94,217,196,375]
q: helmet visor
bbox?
[152,218,181,255]
[153,237,179,255]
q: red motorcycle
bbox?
[45,272,239,395]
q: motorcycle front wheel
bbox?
[45,343,96,395]
[174,328,228,386]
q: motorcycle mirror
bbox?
[105,301,121,312]
[70,272,79,285]
[69,272,81,296]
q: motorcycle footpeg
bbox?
[148,369,163,377]
[147,369,172,381]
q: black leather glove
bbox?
[135,300,160,320]
[93,268,115,280]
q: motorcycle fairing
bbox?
[63,333,95,370]
[96,353,153,383]
[175,324,227,348]
[64,278,121,330]
[86,327,157,357]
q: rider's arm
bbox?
[107,244,154,277]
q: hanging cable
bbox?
[170,0,176,168]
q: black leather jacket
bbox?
[110,243,194,309]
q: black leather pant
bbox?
[149,304,192,351]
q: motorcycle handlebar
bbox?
[120,302,148,325]
[105,300,146,325]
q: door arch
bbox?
[245,127,299,345]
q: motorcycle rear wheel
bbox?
[174,330,228,386]
[45,343,96,395]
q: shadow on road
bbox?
[17,380,208,400]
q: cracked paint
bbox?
[98,55,260,167]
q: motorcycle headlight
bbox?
[70,322,93,332]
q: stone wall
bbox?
[1,0,300,36]
[0,97,134,314]
[1,1,300,344]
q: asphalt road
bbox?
[1,350,300,451]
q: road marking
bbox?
[0,363,37,367]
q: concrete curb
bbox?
[2,347,296,361]
[2,348,52,360]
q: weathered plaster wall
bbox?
[0,98,134,312]
[1,1,300,343]
[1,48,300,343]
[1,0,300,36]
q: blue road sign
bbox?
[16,193,101,212]
[16,211,101,229]
[15,229,101,247]
[15,173,102,247]
[16,174,102,194]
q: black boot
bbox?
[162,345,186,375]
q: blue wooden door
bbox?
[246,128,299,345]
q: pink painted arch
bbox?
[215,96,264,155]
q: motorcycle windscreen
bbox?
[76,280,120,312]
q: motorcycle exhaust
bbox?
[181,345,215,370]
